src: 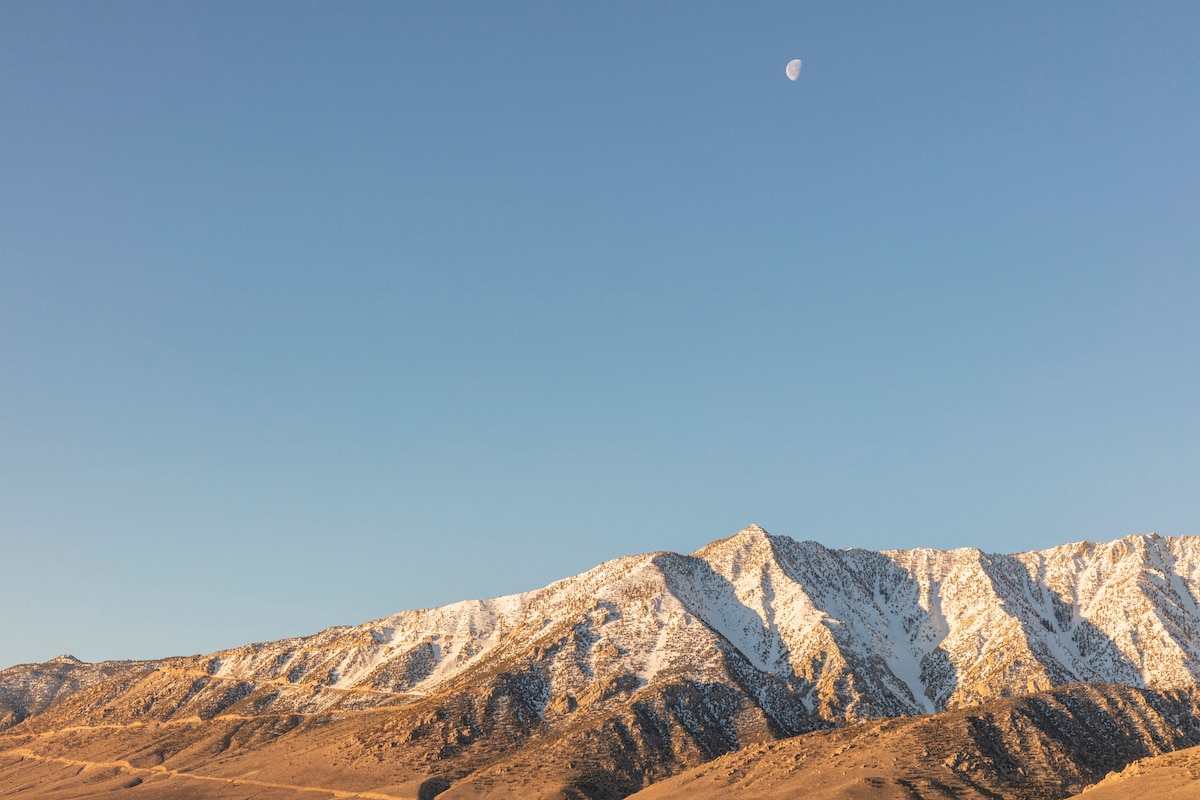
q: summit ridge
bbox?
[7,528,1200,724]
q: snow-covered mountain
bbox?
[8,526,1200,729]
[3,526,1200,798]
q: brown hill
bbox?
[628,683,1200,800]
[2,682,1198,799]
[1072,743,1200,799]
[0,661,772,800]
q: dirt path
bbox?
[14,690,425,739]
[2,748,404,800]
[164,666,429,698]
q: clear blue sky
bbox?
[2,2,1198,668]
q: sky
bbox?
[2,2,1198,669]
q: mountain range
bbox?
[4,525,1200,799]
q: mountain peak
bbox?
[726,522,776,542]
[690,523,777,559]
[48,654,82,664]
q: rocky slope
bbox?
[0,655,145,730]
[627,682,1200,800]
[1074,742,1200,799]
[3,525,1200,798]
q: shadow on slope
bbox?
[651,551,816,738]
[979,552,1143,689]
[629,682,1200,800]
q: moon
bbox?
[786,59,802,81]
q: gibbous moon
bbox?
[786,59,802,81]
